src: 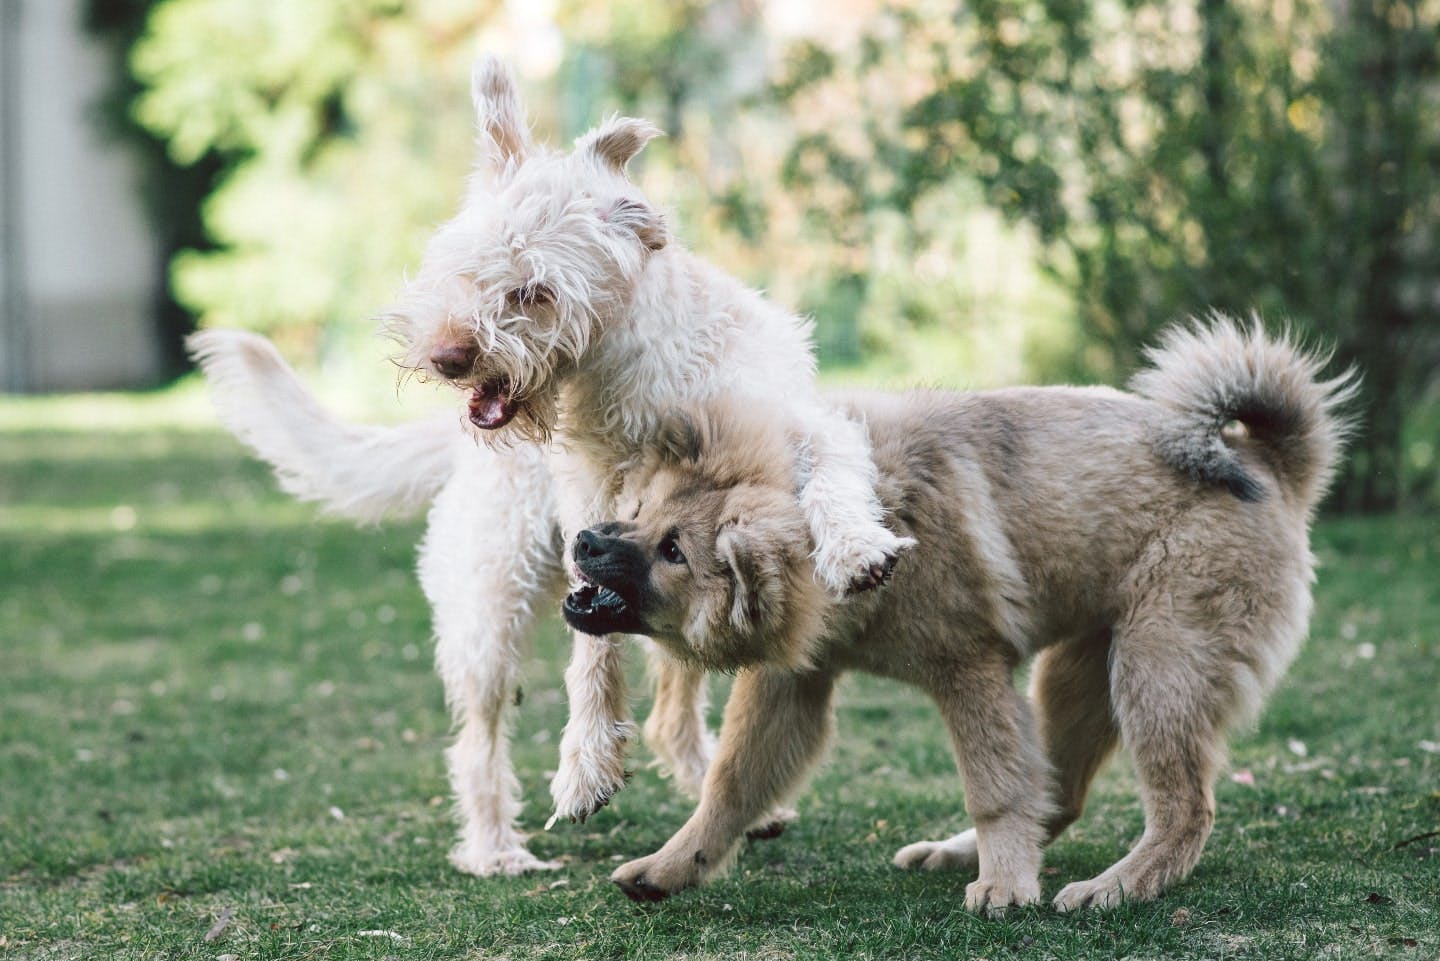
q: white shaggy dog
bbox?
[189,59,909,877]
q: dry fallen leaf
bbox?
[203,906,232,942]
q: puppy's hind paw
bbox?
[745,806,797,841]
[893,831,980,873]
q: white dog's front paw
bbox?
[449,842,561,877]
[548,725,634,826]
[814,527,917,597]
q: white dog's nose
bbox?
[430,342,477,378]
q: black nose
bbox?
[575,529,609,560]
[575,524,627,560]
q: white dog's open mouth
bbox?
[467,378,518,429]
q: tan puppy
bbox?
[561,318,1354,912]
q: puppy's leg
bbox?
[549,631,636,823]
[428,448,564,876]
[642,652,797,838]
[797,407,916,596]
[642,649,714,799]
[916,656,1054,914]
[1053,620,1230,911]
[896,632,1120,876]
[1031,631,1122,841]
[611,667,837,901]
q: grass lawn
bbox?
[1,393,1437,960]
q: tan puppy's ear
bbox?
[471,57,532,174]
[654,414,701,463]
[713,521,825,672]
[716,524,782,637]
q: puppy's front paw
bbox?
[1053,872,1134,912]
[610,852,702,903]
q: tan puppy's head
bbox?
[563,403,831,672]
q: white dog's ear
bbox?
[580,117,663,177]
[471,57,531,173]
[601,197,668,251]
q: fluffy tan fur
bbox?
[579,318,1353,911]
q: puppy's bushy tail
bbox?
[188,330,455,523]
[1130,313,1358,512]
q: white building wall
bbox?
[1,0,162,392]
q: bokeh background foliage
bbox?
[87,0,1439,509]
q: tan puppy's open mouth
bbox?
[563,574,643,636]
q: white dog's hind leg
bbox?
[427,444,564,875]
[797,408,916,596]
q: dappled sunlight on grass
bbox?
[0,380,215,432]
[0,499,341,537]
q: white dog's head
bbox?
[387,57,668,442]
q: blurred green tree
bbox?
[110,0,1436,507]
[112,0,1072,395]
[775,0,1439,509]
[126,0,498,359]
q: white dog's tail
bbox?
[1131,313,1358,512]
[187,330,457,523]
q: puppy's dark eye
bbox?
[505,282,556,310]
[658,532,686,565]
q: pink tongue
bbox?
[468,384,516,429]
